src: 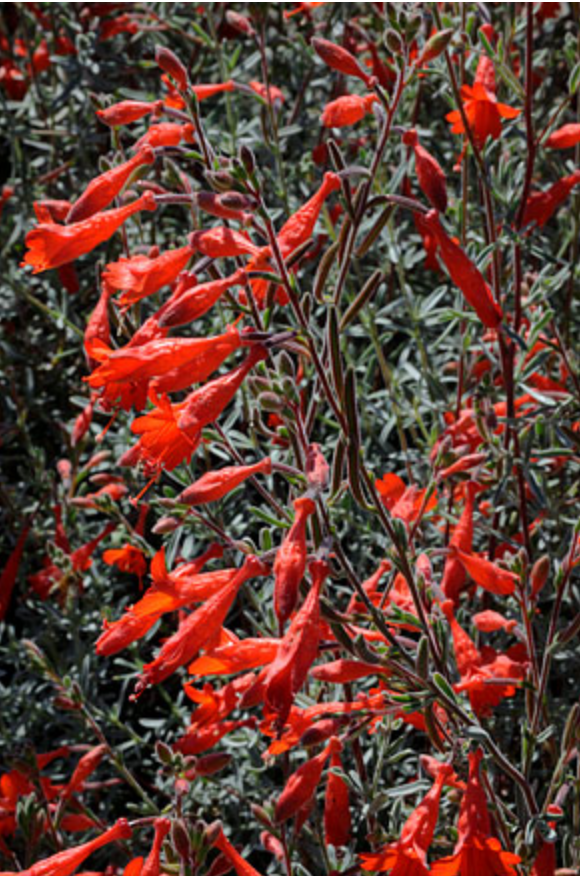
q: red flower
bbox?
[402,129,448,212]
[22,192,157,274]
[179,457,272,505]
[139,817,171,876]
[441,483,476,604]
[324,744,351,847]
[189,635,280,678]
[312,37,373,88]
[442,602,528,717]
[451,548,518,596]
[321,94,377,128]
[421,210,503,328]
[135,555,266,691]
[545,122,580,149]
[103,544,148,580]
[96,545,225,656]
[376,472,436,526]
[96,99,163,127]
[62,745,107,800]
[522,170,580,229]
[189,227,263,259]
[66,147,155,224]
[248,80,284,105]
[430,750,520,876]
[446,83,520,149]
[263,559,327,726]
[212,828,266,876]
[103,244,194,308]
[273,495,317,626]
[275,736,341,824]
[1,819,132,876]
[192,80,236,101]
[86,324,245,398]
[158,267,247,328]
[361,764,453,873]
[133,122,195,150]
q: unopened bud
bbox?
[152,516,181,534]
[194,753,232,776]
[171,820,191,860]
[225,10,255,37]
[384,28,404,54]
[155,46,188,91]
[219,191,256,211]
[416,28,454,65]
[530,555,550,599]
[259,392,285,413]
[250,804,273,829]
[239,144,256,174]
[156,741,174,765]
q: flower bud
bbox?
[239,144,256,174]
[416,28,454,66]
[152,516,182,534]
[155,46,188,91]
[225,10,255,37]
[530,555,550,599]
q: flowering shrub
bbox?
[2,3,580,875]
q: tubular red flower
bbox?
[441,483,476,604]
[62,745,107,800]
[422,210,503,328]
[192,80,236,101]
[22,192,157,274]
[175,345,268,433]
[66,147,155,224]
[263,560,327,726]
[135,555,267,691]
[188,227,263,259]
[102,544,148,579]
[179,457,272,505]
[133,122,195,150]
[140,818,171,876]
[276,171,341,258]
[96,546,227,656]
[311,37,373,88]
[430,750,521,876]
[3,819,132,876]
[213,829,266,876]
[361,765,453,873]
[158,268,247,328]
[324,747,351,847]
[96,99,163,127]
[86,324,244,392]
[103,244,194,308]
[275,736,341,824]
[188,636,280,677]
[545,122,580,149]
[452,548,518,596]
[402,128,448,212]
[321,94,377,128]
[522,170,580,228]
[273,495,317,626]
